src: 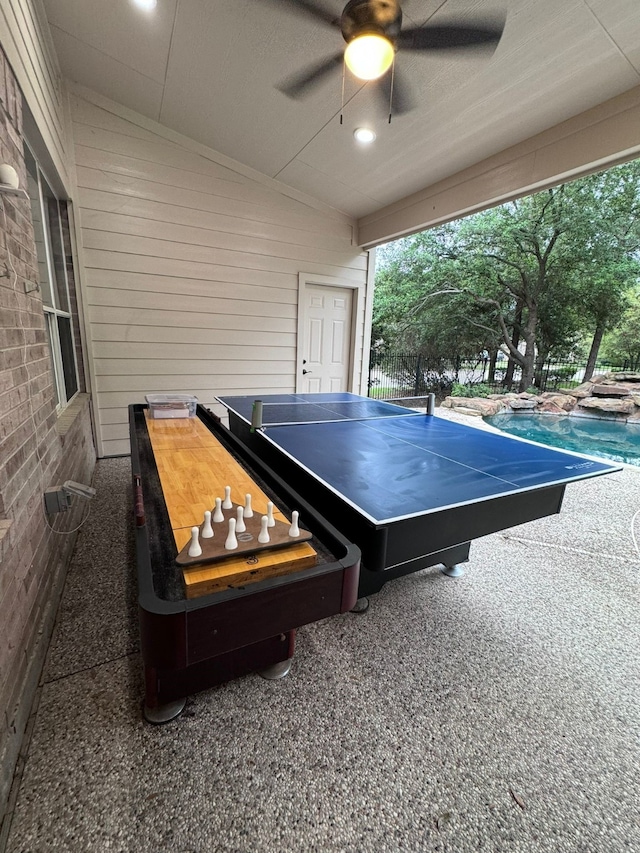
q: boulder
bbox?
[538,400,571,414]
[441,371,640,422]
[509,398,538,410]
[603,372,640,382]
[591,384,634,397]
[569,382,595,398]
[577,397,636,414]
[442,397,504,416]
[539,393,577,411]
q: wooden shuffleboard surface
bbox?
[144,412,317,598]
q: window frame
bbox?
[24,141,79,409]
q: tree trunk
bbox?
[534,345,550,389]
[519,307,538,392]
[487,348,498,383]
[584,323,606,381]
[520,353,536,391]
[503,302,523,389]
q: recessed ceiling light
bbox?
[132,0,157,10]
[354,128,376,144]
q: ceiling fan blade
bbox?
[371,68,414,116]
[277,53,344,98]
[267,0,339,28]
[397,19,505,53]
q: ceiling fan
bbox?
[271,0,506,115]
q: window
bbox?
[24,144,79,406]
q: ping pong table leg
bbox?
[354,542,472,601]
[440,564,465,578]
[440,542,471,577]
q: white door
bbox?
[299,285,353,393]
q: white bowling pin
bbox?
[201,510,214,538]
[212,497,224,523]
[266,501,275,528]
[244,493,253,518]
[289,511,300,538]
[222,485,232,509]
[225,517,238,550]
[258,516,270,543]
[188,526,202,557]
[236,505,246,533]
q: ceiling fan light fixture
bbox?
[344,33,394,81]
[354,127,376,143]
[132,0,157,10]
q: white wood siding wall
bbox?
[70,92,369,457]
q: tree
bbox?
[373,227,503,360]
[374,159,640,391]
[428,186,586,390]
[601,290,640,370]
[561,161,640,377]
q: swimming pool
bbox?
[484,413,640,466]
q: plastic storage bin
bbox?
[145,394,198,419]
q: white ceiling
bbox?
[43,0,640,219]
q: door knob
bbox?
[302,369,312,375]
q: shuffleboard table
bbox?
[129,404,360,722]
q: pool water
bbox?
[485,413,640,466]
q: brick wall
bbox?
[0,48,96,818]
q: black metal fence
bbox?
[367,352,628,400]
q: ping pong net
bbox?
[247,398,421,427]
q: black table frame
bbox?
[130,404,360,721]
[226,411,567,597]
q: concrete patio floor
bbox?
[2,411,639,853]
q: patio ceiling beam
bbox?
[357,84,640,248]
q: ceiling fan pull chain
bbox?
[340,60,346,124]
[388,56,395,123]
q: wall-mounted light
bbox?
[0,165,32,293]
[0,164,19,188]
[344,34,394,81]
[354,127,376,144]
[0,163,28,197]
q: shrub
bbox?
[538,365,577,387]
[451,382,493,398]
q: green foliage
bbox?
[374,158,640,391]
[539,365,578,383]
[373,228,497,361]
[451,382,493,398]
[556,379,581,389]
[600,290,640,368]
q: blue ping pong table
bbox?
[217,392,620,598]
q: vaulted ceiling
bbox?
[43,0,640,220]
